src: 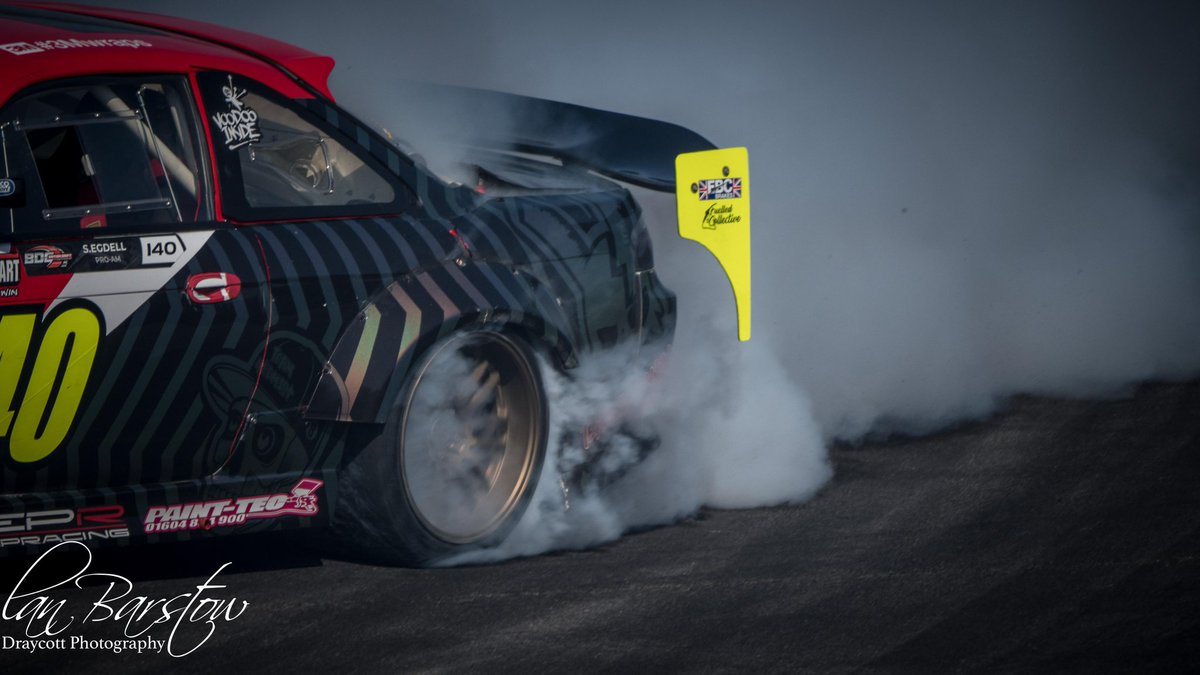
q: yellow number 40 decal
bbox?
[0,309,101,463]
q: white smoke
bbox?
[448,335,829,565]
[85,1,1200,557]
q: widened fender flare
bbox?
[304,261,577,424]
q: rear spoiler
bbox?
[390,81,715,192]
[392,81,752,341]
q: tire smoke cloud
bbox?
[96,0,1200,556]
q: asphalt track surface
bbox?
[1,380,1198,673]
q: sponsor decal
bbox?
[143,479,323,534]
[22,243,72,270]
[23,245,72,271]
[211,76,261,151]
[702,203,743,230]
[23,241,113,275]
[695,176,742,201]
[0,42,42,56]
[0,178,24,208]
[0,254,18,298]
[0,38,152,56]
[19,236,185,275]
[43,230,213,336]
[0,506,129,548]
[185,272,241,304]
[23,246,72,271]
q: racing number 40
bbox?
[0,309,100,463]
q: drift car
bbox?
[0,3,750,564]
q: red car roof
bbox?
[0,3,335,103]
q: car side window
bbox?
[197,73,409,221]
[0,77,209,234]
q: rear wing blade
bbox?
[388,81,716,191]
[389,82,751,340]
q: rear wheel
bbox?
[335,329,547,565]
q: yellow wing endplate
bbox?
[676,147,751,341]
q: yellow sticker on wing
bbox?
[676,147,751,341]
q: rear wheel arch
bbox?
[303,263,578,425]
[331,323,550,564]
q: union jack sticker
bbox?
[697,177,742,201]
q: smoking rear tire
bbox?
[334,329,547,565]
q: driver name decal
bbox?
[211,76,261,151]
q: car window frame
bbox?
[194,71,417,225]
[0,74,217,241]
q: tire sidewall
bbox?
[336,327,548,565]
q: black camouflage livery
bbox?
[0,7,676,553]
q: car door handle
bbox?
[186,272,242,304]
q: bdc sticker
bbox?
[0,178,15,196]
[211,75,261,150]
[23,245,72,271]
